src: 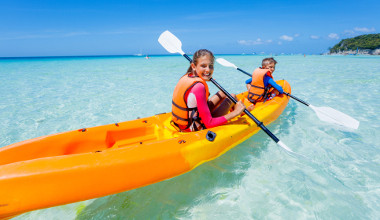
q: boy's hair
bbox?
[262,57,277,67]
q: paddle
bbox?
[216,58,360,130]
[158,30,293,153]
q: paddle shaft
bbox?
[183,54,280,143]
[237,68,251,77]
[234,67,310,107]
[210,78,280,143]
[284,92,309,106]
[230,62,358,130]
[183,54,192,62]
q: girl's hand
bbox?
[232,101,246,117]
[240,104,254,116]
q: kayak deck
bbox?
[0,80,290,219]
[0,114,175,166]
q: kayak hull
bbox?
[0,80,290,219]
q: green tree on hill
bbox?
[329,33,380,53]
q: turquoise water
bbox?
[1,55,379,219]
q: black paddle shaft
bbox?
[237,68,252,77]
[183,54,192,62]
[182,54,280,143]
[210,78,280,143]
[283,92,310,106]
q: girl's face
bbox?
[191,54,214,81]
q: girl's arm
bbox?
[190,83,227,128]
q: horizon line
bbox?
[0,53,324,59]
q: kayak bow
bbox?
[0,81,290,218]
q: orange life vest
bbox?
[172,74,210,130]
[248,68,273,103]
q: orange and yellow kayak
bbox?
[0,80,290,219]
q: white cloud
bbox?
[341,27,376,37]
[344,29,355,35]
[354,27,376,32]
[310,35,320,39]
[237,38,273,45]
[280,35,293,41]
[278,41,283,45]
[254,38,263,44]
[328,33,339,39]
[294,33,300,37]
[238,40,257,45]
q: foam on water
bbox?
[1,55,379,219]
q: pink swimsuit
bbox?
[184,83,227,130]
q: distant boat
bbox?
[135,49,143,56]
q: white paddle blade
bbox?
[277,141,294,153]
[216,58,238,69]
[158,30,185,55]
[309,105,359,129]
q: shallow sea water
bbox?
[1,55,379,219]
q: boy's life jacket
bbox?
[171,73,210,131]
[248,68,274,103]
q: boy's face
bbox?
[263,63,275,73]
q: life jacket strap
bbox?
[248,84,273,103]
[172,100,197,111]
[248,91,263,103]
[171,107,206,131]
[189,109,206,131]
[170,120,183,132]
[172,112,192,122]
[250,85,265,89]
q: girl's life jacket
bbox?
[171,74,210,131]
[248,68,273,103]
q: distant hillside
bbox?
[329,33,380,55]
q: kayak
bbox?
[0,80,290,219]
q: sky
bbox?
[0,0,379,57]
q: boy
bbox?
[246,57,284,104]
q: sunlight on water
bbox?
[1,55,379,219]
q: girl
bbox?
[171,49,251,131]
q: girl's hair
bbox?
[186,49,215,75]
[262,57,277,67]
